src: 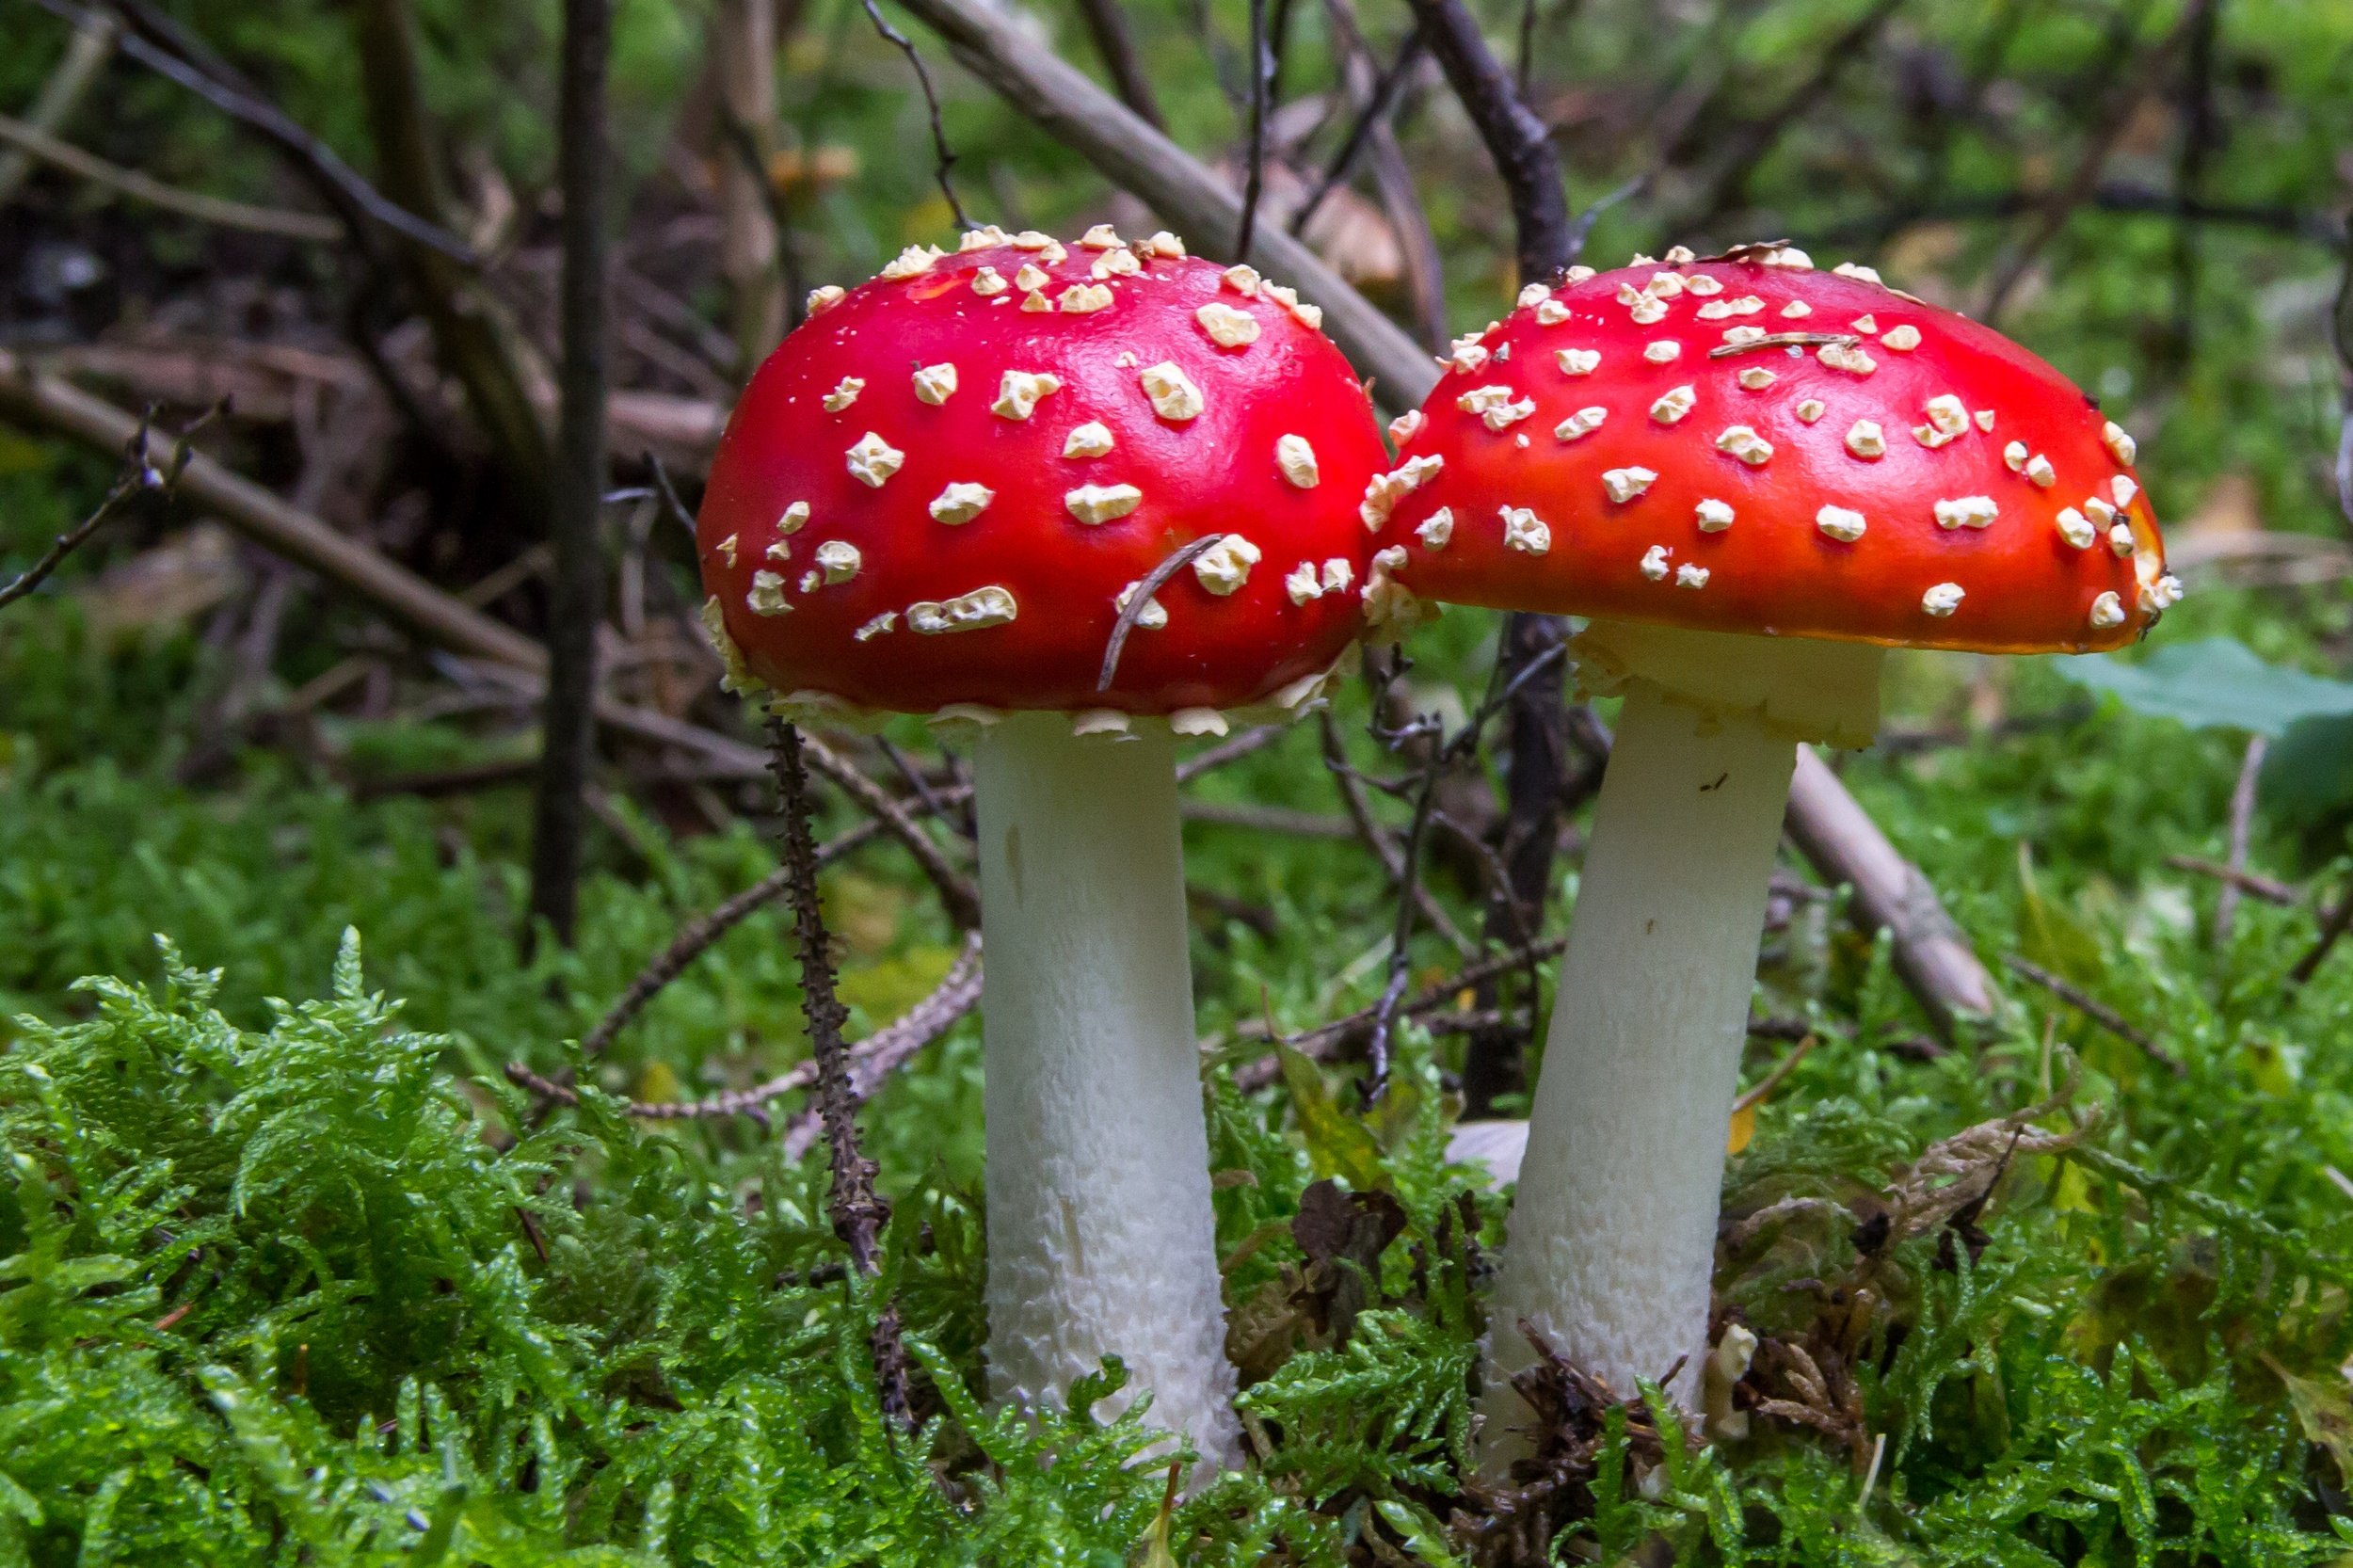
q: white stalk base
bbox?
[1478,673,1803,1464]
[974,712,1242,1472]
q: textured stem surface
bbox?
[1481,680,1796,1458]
[974,713,1241,1470]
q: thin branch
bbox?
[1235,0,1273,259]
[0,8,117,207]
[1317,710,1472,956]
[0,112,338,238]
[577,708,1272,1058]
[800,732,983,929]
[2288,886,2353,988]
[1681,0,1908,228]
[581,820,884,1058]
[1288,21,1422,240]
[1319,0,1446,349]
[1,401,220,610]
[2165,855,2296,906]
[1098,533,1225,691]
[1176,722,1284,781]
[2213,734,2267,945]
[780,933,984,1151]
[1732,1030,1820,1116]
[1399,0,1569,281]
[529,0,616,947]
[1181,799,1353,838]
[2001,953,2184,1076]
[1708,331,1861,359]
[515,931,983,1119]
[771,722,889,1272]
[889,0,1433,404]
[2334,180,2353,531]
[1561,171,1643,264]
[39,0,477,264]
[859,0,968,229]
[1069,0,1164,128]
[1982,0,2208,321]
[1513,0,1536,101]
[1227,934,1569,1091]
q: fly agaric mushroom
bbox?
[696,226,1385,1468]
[1376,245,2175,1439]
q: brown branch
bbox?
[1732,1031,1820,1116]
[1098,533,1225,691]
[1235,0,1278,259]
[2289,887,2353,988]
[1226,934,1570,1091]
[1289,19,1420,239]
[0,113,340,239]
[51,0,476,264]
[888,0,1433,408]
[530,0,617,946]
[0,353,771,780]
[1,403,216,610]
[712,0,786,369]
[858,0,967,229]
[1680,0,1908,227]
[512,930,983,1120]
[2213,735,2268,944]
[780,932,984,1153]
[2166,855,2296,907]
[1069,0,1163,128]
[2001,953,2184,1076]
[800,734,983,929]
[1319,0,1447,350]
[0,8,117,207]
[1397,0,1567,282]
[772,722,888,1272]
[1318,711,1473,955]
[350,0,553,511]
[1785,748,1994,1040]
[1982,0,2210,321]
[580,820,884,1057]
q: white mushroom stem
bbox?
[973,711,1242,1473]
[1479,624,1884,1468]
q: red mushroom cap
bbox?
[696,228,1389,726]
[1377,247,2176,653]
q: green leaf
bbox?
[1275,1044,1388,1192]
[1373,1498,1465,1566]
[2051,637,2353,737]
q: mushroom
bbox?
[1375,252,2176,1443]
[695,230,1385,1470]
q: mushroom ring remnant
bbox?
[1378,245,2174,1464]
[696,226,1387,1478]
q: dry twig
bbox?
[528,0,616,946]
[2289,887,2353,988]
[771,723,889,1271]
[2213,735,2269,944]
[0,401,217,611]
[858,0,967,229]
[2001,953,2183,1076]
[0,113,340,239]
[512,931,983,1120]
[0,8,117,206]
[43,0,476,264]
[2167,855,2296,906]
